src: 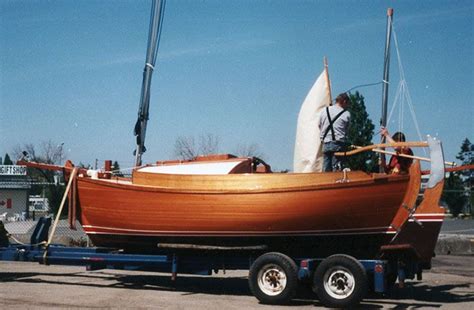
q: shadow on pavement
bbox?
[1,270,473,308]
[362,281,474,308]
[0,271,252,296]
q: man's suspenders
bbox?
[322,107,347,141]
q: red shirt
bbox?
[386,147,414,174]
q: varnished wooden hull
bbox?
[76,170,411,257]
[21,138,446,260]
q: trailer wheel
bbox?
[248,252,298,304]
[313,254,368,308]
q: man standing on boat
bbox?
[319,93,351,172]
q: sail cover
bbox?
[137,159,249,175]
[293,70,331,173]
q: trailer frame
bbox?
[0,217,397,307]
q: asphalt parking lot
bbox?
[441,218,474,235]
[0,255,473,309]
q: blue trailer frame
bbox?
[0,243,387,291]
[0,217,389,306]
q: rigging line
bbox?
[387,80,403,124]
[392,23,407,134]
[152,0,167,64]
[398,82,404,133]
[398,84,401,133]
[406,86,426,154]
[392,25,406,82]
[401,83,404,134]
[392,25,426,154]
[392,25,408,134]
[344,81,384,94]
[399,78,424,148]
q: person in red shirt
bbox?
[381,127,413,174]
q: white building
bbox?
[0,165,30,222]
[29,195,50,218]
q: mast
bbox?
[324,57,333,105]
[379,8,394,172]
[134,0,166,167]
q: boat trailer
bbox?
[0,217,428,308]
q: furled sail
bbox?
[293,69,331,172]
[134,0,166,167]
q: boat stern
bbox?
[385,136,446,265]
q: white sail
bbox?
[293,70,331,173]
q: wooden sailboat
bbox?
[21,137,444,260]
[20,4,446,264]
[79,161,412,255]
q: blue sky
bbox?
[1,0,473,171]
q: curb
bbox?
[436,234,474,256]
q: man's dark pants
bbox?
[322,141,345,172]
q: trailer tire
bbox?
[313,254,368,308]
[248,252,298,304]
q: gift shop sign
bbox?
[0,165,27,176]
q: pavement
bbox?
[441,218,474,235]
[437,218,474,255]
[0,255,473,309]
[1,218,472,308]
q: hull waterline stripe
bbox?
[409,219,444,222]
[83,226,396,237]
[82,224,391,234]
[83,231,397,236]
[413,213,445,217]
[82,225,390,234]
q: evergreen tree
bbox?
[345,92,377,172]
[455,138,473,214]
[456,138,473,164]
[456,138,474,177]
[443,138,473,216]
[3,153,13,165]
[442,172,467,217]
[111,161,124,177]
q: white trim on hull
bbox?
[82,225,397,236]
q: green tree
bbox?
[442,172,467,217]
[456,138,473,165]
[443,138,473,216]
[3,153,13,165]
[111,161,124,177]
[345,92,377,172]
[455,138,473,215]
